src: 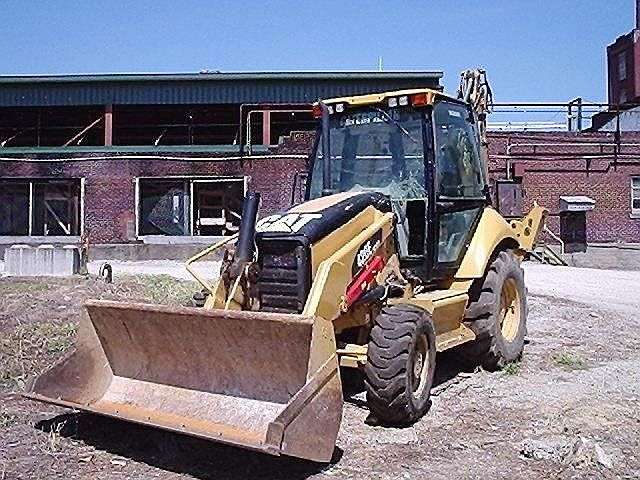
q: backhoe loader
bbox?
[26,74,546,463]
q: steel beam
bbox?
[104,104,113,146]
[262,111,271,146]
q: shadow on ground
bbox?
[34,351,473,478]
[342,349,476,416]
[432,349,480,386]
[36,413,341,480]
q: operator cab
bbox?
[307,90,489,281]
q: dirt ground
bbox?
[1,264,639,479]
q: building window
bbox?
[0,179,82,236]
[618,51,627,81]
[137,177,245,237]
[0,107,104,148]
[632,177,640,216]
[0,182,29,235]
[138,180,191,236]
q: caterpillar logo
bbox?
[353,230,383,274]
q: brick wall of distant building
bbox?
[607,30,638,105]
[487,131,640,243]
[0,133,312,244]
[2,130,640,245]
[607,1,640,105]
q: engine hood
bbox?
[256,191,391,244]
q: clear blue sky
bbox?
[1,0,635,102]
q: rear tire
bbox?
[364,304,436,426]
[458,249,527,370]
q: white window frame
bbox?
[0,177,83,239]
[134,175,247,240]
[632,177,640,217]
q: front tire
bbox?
[458,249,527,370]
[364,304,436,425]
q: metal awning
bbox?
[559,195,596,212]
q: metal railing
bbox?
[543,225,565,255]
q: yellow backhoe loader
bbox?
[26,72,546,463]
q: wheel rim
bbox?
[500,277,521,342]
[411,334,430,399]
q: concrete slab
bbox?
[87,260,221,282]
[523,261,640,315]
[4,244,80,277]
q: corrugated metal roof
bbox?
[0,71,443,107]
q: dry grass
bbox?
[0,273,204,478]
[0,274,200,390]
[0,280,50,294]
[120,274,198,306]
[0,321,77,389]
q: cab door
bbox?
[429,100,488,280]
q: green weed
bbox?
[552,351,587,370]
[502,361,521,375]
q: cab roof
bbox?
[315,87,465,107]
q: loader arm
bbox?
[508,202,547,253]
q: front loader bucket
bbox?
[25,300,342,462]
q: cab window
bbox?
[434,102,484,198]
[437,208,480,263]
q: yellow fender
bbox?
[509,203,548,253]
[455,205,546,280]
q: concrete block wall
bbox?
[4,245,80,276]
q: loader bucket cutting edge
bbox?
[24,300,343,462]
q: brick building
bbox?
[607,24,638,107]
[1,69,639,259]
[487,131,640,244]
[592,0,640,132]
[494,1,640,245]
[0,71,441,253]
